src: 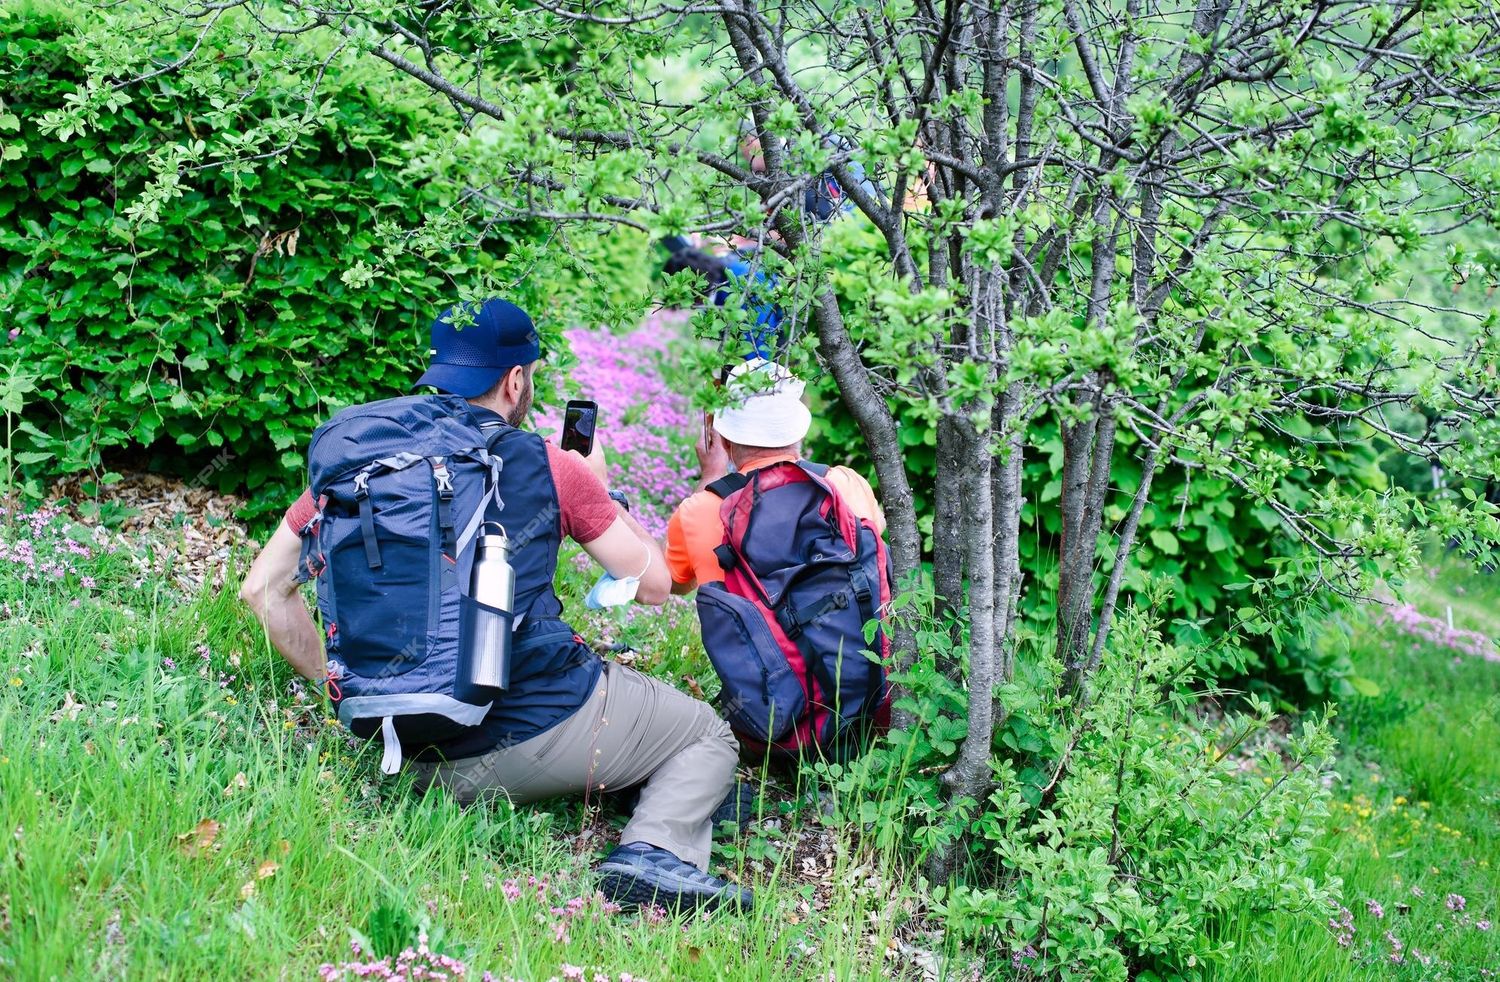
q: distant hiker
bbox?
[662,239,785,360]
[665,360,892,762]
[739,126,878,224]
[240,298,751,913]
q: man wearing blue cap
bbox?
[241,298,751,912]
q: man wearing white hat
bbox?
[666,359,886,593]
[666,360,892,764]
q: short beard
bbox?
[504,375,533,427]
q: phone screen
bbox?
[560,400,599,456]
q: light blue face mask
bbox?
[584,547,651,609]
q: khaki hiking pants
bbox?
[406,661,738,870]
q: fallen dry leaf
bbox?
[239,880,255,901]
[681,675,707,701]
[256,860,279,880]
[223,772,248,797]
[49,691,86,723]
[176,818,220,857]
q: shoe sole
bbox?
[596,868,748,915]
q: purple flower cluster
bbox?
[493,873,651,950]
[1325,887,1494,970]
[318,934,485,981]
[537,312,696,537]
[1375,602,1498,662]
[316,877,657,981]
[1328,902,1356,947]
[0,504,114,587]
[547,892,623,945]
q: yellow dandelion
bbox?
[1394,796,1407,806]
[6,677,21,687]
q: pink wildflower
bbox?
[1447,893,1467,911]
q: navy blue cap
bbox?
[415,298,542,397]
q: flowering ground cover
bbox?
[0,494,942,980]
[1218,560,1500,980]
[534,310,698,539]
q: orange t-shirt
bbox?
[665,452,886,589]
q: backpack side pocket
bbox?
[695,583,805,743]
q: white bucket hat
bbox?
[712,358,813,447]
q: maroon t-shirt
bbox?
[284,442,617,544]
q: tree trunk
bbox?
[933,403,967,644]
[991,391,1025,695]
[929,410,996,883]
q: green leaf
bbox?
[1148,529,1180,555]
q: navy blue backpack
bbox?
[695,460,892,758]
[294,395,544,773]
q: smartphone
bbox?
[560,400,599,456]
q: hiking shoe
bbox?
[596,842,753,914]
[710,780,760,832]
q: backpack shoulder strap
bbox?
[705,472,750,499]
[797,459,830,478]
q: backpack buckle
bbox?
[430,458,454,497]
[777,603,804,640]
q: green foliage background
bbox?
[797,218,1392,698]
[0,6,641,519]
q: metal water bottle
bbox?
[465,523,515,691]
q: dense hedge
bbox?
[0,8,572,519]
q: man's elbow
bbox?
[635,579,670,606]
[634,567,673,605]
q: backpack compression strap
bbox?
[704,473,751,571]
[705,473,749,499]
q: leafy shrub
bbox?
[0,7,585,520]
[825,603,1337,979]
[798,216,1384,698]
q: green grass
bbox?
[5,502,1497,980]
[1218,559,1500,980]
[0,514,943,981]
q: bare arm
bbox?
[568,435,671,605]
[239,523,326,681]
[581,508,671,605]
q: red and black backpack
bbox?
[694,460,892,758]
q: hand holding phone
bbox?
[695,411,730,486]
[560,400,599,456]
